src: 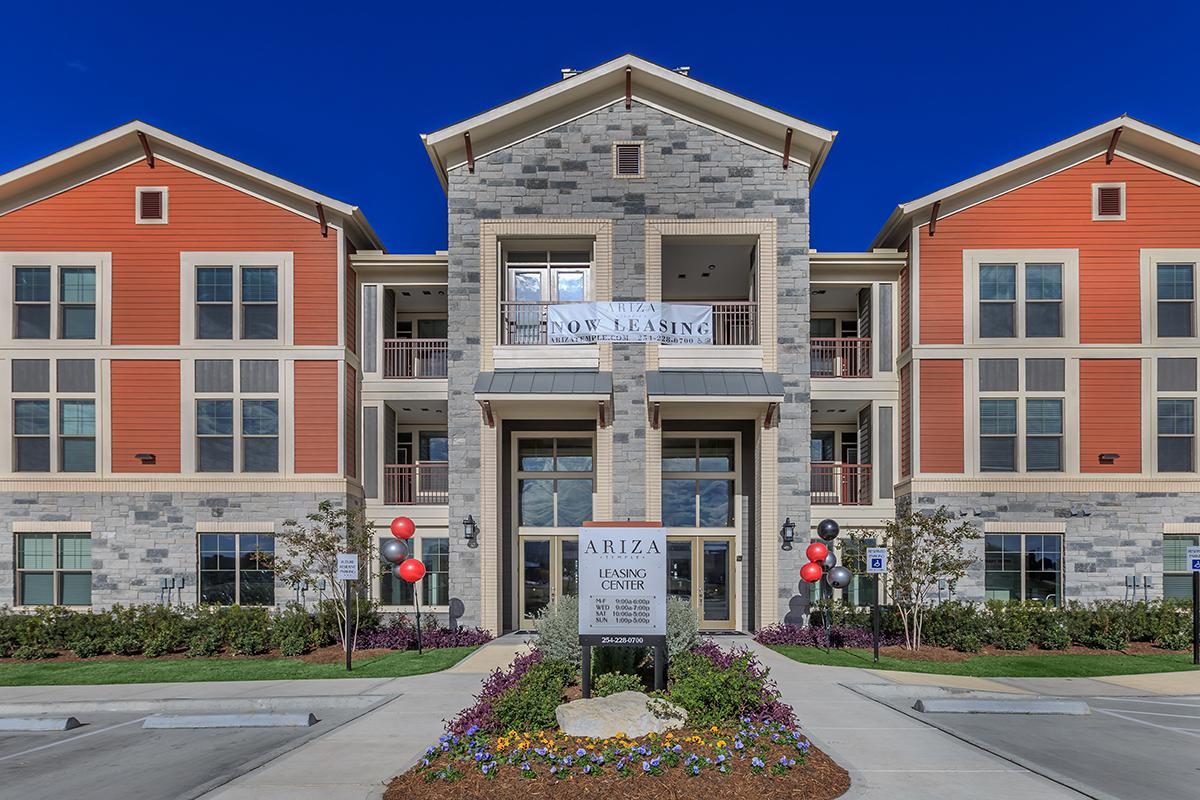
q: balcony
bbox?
[383,339,448,379]
[811,338,872,378]
[811,462,871,506]
[499,301,757,345]
[383,462,449,505]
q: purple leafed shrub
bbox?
[690,641,796,726]
[447,649,544,735]
[354,618,493,652]
[754,623,903,649]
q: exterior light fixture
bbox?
[779,517,796,550]
[135,453,156,464]
[462,514,479,547]
[1099,453,1120,464]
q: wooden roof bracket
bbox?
[782,127,793,169]
[137,131,155,168]
[598,399,608,429]
[478,399,494,428]
[928,200,942,237]
[464,131,475,173]
[764,402,778,429]
[649,401,660,430]
[316,203,328,238]
[625,66,632,110]
[1106,126,1123,164]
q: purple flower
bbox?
[642,761,651,772]
[576,748,586,757]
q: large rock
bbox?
[555,691,688,739]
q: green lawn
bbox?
[770,645,1200,678]
[0,646,477,686]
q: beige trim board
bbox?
[1164,523,1200,534]
[12,521,93,532]
[197,521,278,532]
[983,521,1067,533]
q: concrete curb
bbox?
[913,698,1090,715]
[0,716,82,731]
[0,694,391,716]
[144,712,318,729]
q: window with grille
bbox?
[613,142,643,177]
[16,532,92,606]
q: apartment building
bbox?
[1,55,1197,632]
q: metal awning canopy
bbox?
[645,370,784,429]
[474,370,613,428]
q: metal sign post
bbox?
[866,547,888,664]
[578,522,667,698]
[1189,546,1200,666]
[336,553,359,672]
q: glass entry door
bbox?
[666,536,735,630]
[519,536,578,627]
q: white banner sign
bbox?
[578,525,667,637]
[547,301,712,345]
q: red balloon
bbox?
[390,516,416,540]
[805,542,829,564]
[397,558,426,583]
[800,562,824,584]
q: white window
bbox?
[16,532,92,606]
[180,252,293,345]
[976,358,1067,473]
[662,435,738,528]
[500,243,593,345]
[1141,250,1199,344]
[965,250,1077,344]
[192,359,281,474]
[198,532,275,605]
[135,186,168,224]
[11,358,98,474]
[378,535,449,607]
[1091,182,1125,221]
[1,253,109,345]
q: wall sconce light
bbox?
[779,517,796,550]
[1099,453,1120,464]
[135,453,156,465]
[462,514,479,547]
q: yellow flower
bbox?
[716,740,727,748]
[710,726,719,733]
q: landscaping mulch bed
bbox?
[877,640,1188,663]
[0,645,405,665]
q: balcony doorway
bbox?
[661,235,758,345]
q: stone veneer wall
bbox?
[0,491,350,607]
[901,490,1200,601]
[447,100,811,629]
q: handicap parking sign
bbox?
[866,547,888,574]
[1188,546,1200,572]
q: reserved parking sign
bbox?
[1188,546,1200,572]
[866,547,888,574]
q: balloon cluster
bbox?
[384,516,426,583]
[800,518,852,589]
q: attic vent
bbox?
[613,142,643,178]
[136,187,167,224]
[1092,183,1125,221]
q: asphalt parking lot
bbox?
[866,690,1200,800]
[0,703,378,800]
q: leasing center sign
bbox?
[548,302,712,345]
[578,525,667,642]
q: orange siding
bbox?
[917,155,1200,344]
[345,364,357,479]
[899,363,912,478]
[294,361,340,473]
[344,263,357,353]
[110,360,181,472]
[898,262,911,353]
[918,359,964,473]
[1079,359,1142,473]
[0,160,338,345]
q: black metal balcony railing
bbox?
[811,462,872,506]
[498,301,758,345]
[383,339,448,379]
[383,462,449,505]
[811,338,872,378]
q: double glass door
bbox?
[518,535,734,629]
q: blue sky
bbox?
[3,1,1198,252]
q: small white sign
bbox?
[336,553,359,581]
[866,547,889,574]
[578,526,667,637]
[1188,546,1200,573]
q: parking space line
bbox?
[1093,709,1200,738]
[1099,697,1200,709]
[1093,709,1200,720]
[0,717,148,762]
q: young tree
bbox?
[275,500,376,655]
[849,507,979,651]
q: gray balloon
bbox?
[826,565,852,589]
[822,551,837,570]
[816,518,840,541]
[381,538,408,564]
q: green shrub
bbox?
[142,629,180,658]
[271,604,314,656]
[533,595,581,666]
[665,596,700,659]
[924,602,987,649]
[492,659,575,732]
[12,643,55,660]
[663,651,767,728]
[68,636,107,659]
[1037,622,1072,650]
[535,595,700,669]
[594,671,644,697]
[1157,629,1191,651]
[949,630,983,653]
[593,645,645,677]
[110,634,142,656]
[313,597,378,648]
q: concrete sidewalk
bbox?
[742,639,1086,799]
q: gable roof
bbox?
[421,54,836,191]
[872,115,1200,248]
[0,121,383,249]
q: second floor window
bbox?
[12,359,98,473]
[663,437,737,528]
[502,247,592,344]
[194,359,280,473]
[1157,263,1195,338]
[1158,398,1195,473]
[15,265,96,340]
[196,265,278,340]
[978,261,1064,339]
[515,436,594,528]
